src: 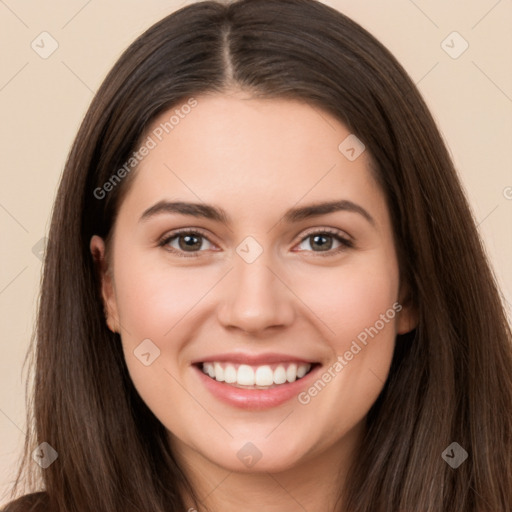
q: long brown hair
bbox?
[4,0,512,510]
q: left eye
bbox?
[295,231,352,253]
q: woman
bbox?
[3,0,512,510]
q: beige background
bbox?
[1,0,511,503]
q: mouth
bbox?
[197,361,316,389]
[192,357,322,409]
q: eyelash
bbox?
[158,227,354,258]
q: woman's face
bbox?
[91,92,415,475]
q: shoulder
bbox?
[1,492,49,512]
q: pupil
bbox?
[312,234,332,251]
[179,234,201,251]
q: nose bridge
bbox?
[216,242,295,333]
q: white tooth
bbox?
[255,365,274,386]
[214,362,224,382]
[296,363,311,379]
[286,363,297,383]
[273,365,287,385]
[224,364,237,383]
[203,363,215,378]
[237,364,255,386]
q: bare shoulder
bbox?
[1,492,49,512]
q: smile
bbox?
[201,362,313,389]
[193,355,322,409]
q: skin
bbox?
[91,91,416,511]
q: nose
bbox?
[216,251,296,335]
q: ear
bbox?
[90,235,120,333]
[396,282,418,335]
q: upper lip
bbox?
[192,353,318,366]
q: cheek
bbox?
[292,257,399,434]
[111,255,213,419]
[112,254,211,340]
[296,255,400,352]
[110,253,210,395]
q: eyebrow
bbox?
[139,199,375,226]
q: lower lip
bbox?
[194,364,321,410]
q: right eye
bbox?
[159,229,217,258]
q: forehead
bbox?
[118,93,384,224]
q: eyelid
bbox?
[158,226,212,242]
[296,226,353,244]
